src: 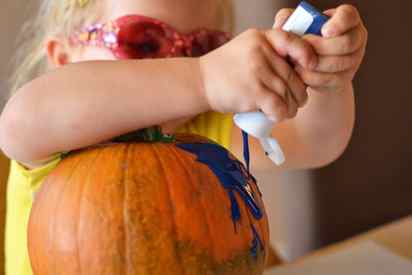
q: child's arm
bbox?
[0,59,207,167]
[231,4,367,171]
[232,83,355,171]
[0,29,316,168]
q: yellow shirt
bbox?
[5,112,233,275]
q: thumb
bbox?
[323,8,337,17]
[273,8,294,29]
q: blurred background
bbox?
[1,0,412,274]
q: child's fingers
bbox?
[265,29,318,69]
[261,44,308,107]
[295,66,353,92]
[306,85,351,94]
[323,9,337,17]
[257,88,290,121]
[258,64,299,118]
[273,8,294,29]
[284,89,299,118]
[303,26,365,56]
[253,50,300,119]
[322,4,361,38]
[262,74,298,119]
[306,86,335,94]
[314,47,364,73]
[258,61,290,100]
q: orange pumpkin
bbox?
[28,133,269,275]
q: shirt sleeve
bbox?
[10,154,62,192]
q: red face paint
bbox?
[70,15,231,59]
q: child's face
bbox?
[58,0,222,64]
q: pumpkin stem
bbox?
[113,126,176,143]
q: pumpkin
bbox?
[28,132,269,275]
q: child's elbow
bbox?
[311,127,354,169]
[0,91,39,162]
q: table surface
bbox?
[267,216,412,269]
[299,216,412,262]
[264,216,412,274]
[280,216,412,270]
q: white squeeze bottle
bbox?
[234,1,329,166]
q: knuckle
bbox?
[245,28,261,37]
[276,79,289,98]
[245,29,264,44]
[246,45,264,66]
[290,85,307,107]
[239,98,256,112]
[250,58,266,77]
[247,37,266,53]
[285,66,297,86]
[341,34,354,53]
[335,57,349,72]
[340,4,358,20]
[255,80,267,94]
[266,93,285,111]
[273,29,293,45]
[324,74,339,87]
[341,4,358,15]
[301,44,315,67]
[308,72,329,87]
[288,103,298,118]
[276,101,289,119]
[246,28,265,43]
[332,5,359,32]
[298,86,309,106]
[283,30,297,44]
[275,8,293,19]
[278,8,292,15]
[251,78,268,96]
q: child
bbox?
[0,0,367,274]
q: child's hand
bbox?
[199,28,317,122]
[274,5,368,93]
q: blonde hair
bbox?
[9,0,102,96]
[9,0,233,97]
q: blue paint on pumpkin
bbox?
[176,142,264,258]
[250,224,264,259]
[242,130,250,171]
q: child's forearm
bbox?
[274,83,355,169]
[0,58,208,165]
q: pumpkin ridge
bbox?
[29,154,82,275]
[249,179,270,258]
[169,144,220,273]
[244,200,264,263]
[122,144,131,275]
[225,179,260,273]
[53,154,86,274]
[139,144,162,274]
[153,144,188,275]
[172,142,256,266]
[256,195,269,259]
[128,144,149,274]
[77,149,104,275]
[194,161,221,273]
